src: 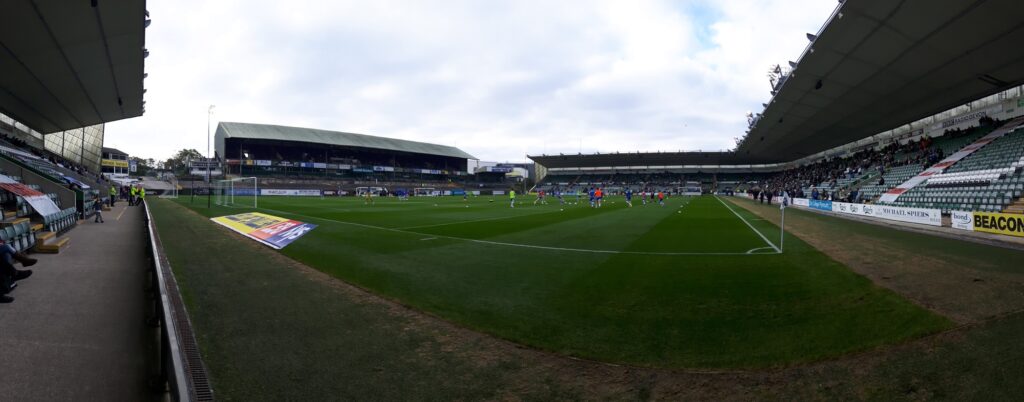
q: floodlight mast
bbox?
[207,104,215,208]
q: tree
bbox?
[129,156,154,176]
[163,149,204,174]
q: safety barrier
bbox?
[143,200,214,401]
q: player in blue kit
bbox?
[625,188,633,207]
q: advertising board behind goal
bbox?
[260,189,322,196]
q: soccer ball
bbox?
[560,209,564,211]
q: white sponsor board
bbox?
[794,200,942,227]
[951,211,974,231]
[847,202,871,217]
[259,189,322,196]
[867,204,942,226]
[930,104,1003,132]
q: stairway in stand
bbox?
[1004,198,1024,214]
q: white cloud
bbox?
[104,0,838,162]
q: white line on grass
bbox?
[745,247,776,254]
[714,196,781,253]
[397,209,560,230]
[249,206,778,257]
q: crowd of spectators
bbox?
[747,117,1002,203]
[0,132,112,194]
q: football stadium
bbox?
[4,1,1024,401]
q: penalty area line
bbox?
[714,196,781,253]
[396,209,561,230]
[248,206,773,257]
[745,247,777,254]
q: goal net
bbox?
[356,187,384,196]
[413,188,437,197]
[159,176,179,199]
[678,181,703,196]
[215,177,258,208]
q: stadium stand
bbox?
[207,122,496,194]
[856,164,923,201]
[738,120,1013,207]
[882,125,1024,212]
[0,163,80,253]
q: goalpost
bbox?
[159,176,179,199]
[356,187,384,197]
[413,187,437,197]
[678,181,703,196]
[215,177,258,208]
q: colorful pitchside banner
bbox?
[0,175,61,216]
[211,212,317,249]
[972,211,1024,237]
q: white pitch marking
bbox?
[420,237,437,241]
[745,247,776,254]
[714,196,781,253]
[397,209,558,230]
[252,206,779,257]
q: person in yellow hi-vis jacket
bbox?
[109,185,118,207]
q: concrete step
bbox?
[1,217,30,227]
[34,237,69,254]
[35,231,56,242]
[31,223,43,232]
[2,210,16,219]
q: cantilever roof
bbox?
[215,122,477,160]
[737,0,1024,163]
[101,147,129,157]
[0,1,147,134]
[529,151,764,169]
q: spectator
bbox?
[93,197,104,223]
[0,240,36,303]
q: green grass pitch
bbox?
[172,194,951,369]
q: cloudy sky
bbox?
[105,0,838,163]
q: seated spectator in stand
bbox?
[0,240,36,303]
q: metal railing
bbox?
[143,200,214,401]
